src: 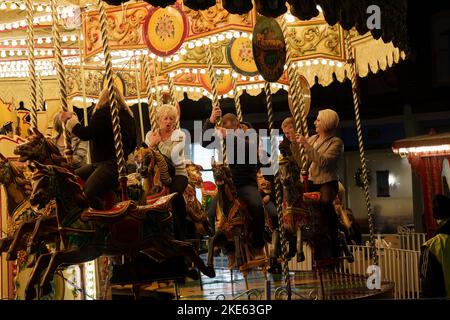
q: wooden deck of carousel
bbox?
[111,256,395,300]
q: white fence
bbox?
[287,243,422,299]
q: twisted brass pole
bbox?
[231,74,243,123]
[167,72,179,128]
[134,56,145,141]
[143,55,157,129]
[97,0,128,201]
[280,18,308,175]
[78,22,91,164]
[38,75,44,112]
[26,0,37,130]
[152,58,161,130]
[51,0,73,164]
[264,81,291,300]
[344,31,377,265]
[206,44,227,164]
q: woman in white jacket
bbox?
[145,104,188,240]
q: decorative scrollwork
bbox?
[85,7,147,54]
[288,24,341,58]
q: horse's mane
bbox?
[33,164,88,207]
[43,136,63,156]
[9,161,31,189]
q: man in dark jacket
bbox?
[203,106,265,259]
[420,194,450,298]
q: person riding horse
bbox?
[145,104,189,241]
[293,109,344,261]
[203,108,266,263]
[60,86,137,210]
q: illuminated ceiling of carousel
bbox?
[0,0,407,107]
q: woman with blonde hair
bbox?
[60,86,137,209]
[294,108,344,260]
[145,104,188,240]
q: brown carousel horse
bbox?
[134,147,212,239]
[206,162,269,288]
[7,127,144,259]
[277,154,353,264]
[23,161,215,300]
[0,153,38,255]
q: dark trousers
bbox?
[169,175,188,240]
[236,184,266,249]
[75,160,118,210]
[310,180,340,259]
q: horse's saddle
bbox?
[146,187,171,205]
[81,193,177,223]
[303,192,321,204]
[82,201,132,221]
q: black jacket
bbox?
[72,106,137,164]
[202,119,258,188]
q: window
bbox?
[190,143,217,202]
[376,170,390,197]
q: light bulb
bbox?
[10,3,18,10]
[0,3,7,10]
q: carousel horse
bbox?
[278,154,354,264]
[23,161,215,300]
[134,147,212,239]
[6,127,142,260]
[278,155,311,262]
[206,161,269,289]
[0,153,57,262]
[0,153,37,255]
[14,127,72,170]
[184,162,213,237]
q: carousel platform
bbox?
[111,266,394,300]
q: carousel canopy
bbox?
[392,131,450,157]
[100,0,408,52]
[0,0,408,112]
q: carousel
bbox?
[0,0,408,300]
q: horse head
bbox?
[186,162,203,187]
[134,147,153,179]
[134,147,172,198]
[28,161,87,212]
[0,152,32,197]
[14,128,70,170]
